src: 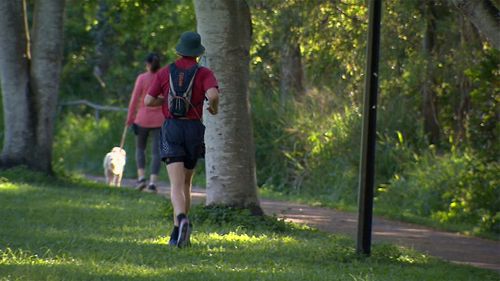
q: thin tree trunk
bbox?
[30,0,65,172]
[450,0,500,49]
[0,1,34,167]
[92,0,112,88]
[280,41,304,106]
[456,72,471,143]
[455,15,478,144]
[195,0,262,214]
[422,0,441,145]
[278,4,304,107]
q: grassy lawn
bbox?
[0,169,498,281]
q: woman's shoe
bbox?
[135,178,147,191]
[145,183,157,193]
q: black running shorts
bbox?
[159,119,205,170]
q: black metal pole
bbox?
[356,0,382,256]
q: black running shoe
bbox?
[168,227,179,247]
[145,183,157,193]
[177,218,191,248]
[135,178,146,191]
[168,238,177,247]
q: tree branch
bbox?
[450,0,500,49]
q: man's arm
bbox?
[145,69,166,107]
[206,87,219,115]
[145,94,164,107]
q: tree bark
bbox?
[30,0,65,172]
[421,0,441,145]
[194,0,262,214]
[92,0,113,88]
[0,0,65,172]
[455,15,478,144]
[278,4,304,106]
[0,1,34,167]
[450,0,500,49]
[280,41,304,106]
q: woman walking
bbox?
[126,53,165,192]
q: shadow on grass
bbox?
[2,262,311,281]
[1,169,499,281]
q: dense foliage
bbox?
[47,0,500,236]
[249,0,499,236]
[61,0,195,104]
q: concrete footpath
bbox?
[89,176,500,272]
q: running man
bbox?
[145,31,219,248]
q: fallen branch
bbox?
[58,99,127,120]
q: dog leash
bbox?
[119,125,128,150]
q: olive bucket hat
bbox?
[175,31,205,57]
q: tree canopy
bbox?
[0,0,498,236]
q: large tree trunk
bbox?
[0,0,65,172]
[450,0,500,49]
[0,1,34,167]
[195,0,262,214]
[421,0,441,145]
[30,0,65,172]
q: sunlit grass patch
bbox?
[0,177,32,194]
[0,248,78,266]
[191,231,300,251]
[0,182,19,192]
[370,244,431,265]
[203,231,271,244]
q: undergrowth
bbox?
[251,88,499,237]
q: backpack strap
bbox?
[168,63,198,98]
[168,63,201,118]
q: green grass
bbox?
[0,169,499,281]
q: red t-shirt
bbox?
[148,57,218,120]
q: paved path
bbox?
[90,176,500,272]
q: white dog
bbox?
[103,147,126,187]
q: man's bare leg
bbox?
[184,168,194,214]
[167,162,186,226]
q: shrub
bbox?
[377,152,500,235]
[252,87,419,205]
[53,111,137,176]
[252,88,363,202]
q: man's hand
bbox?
[144,94,164,107]
[206,88,219,115]
[207,105,217,115]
